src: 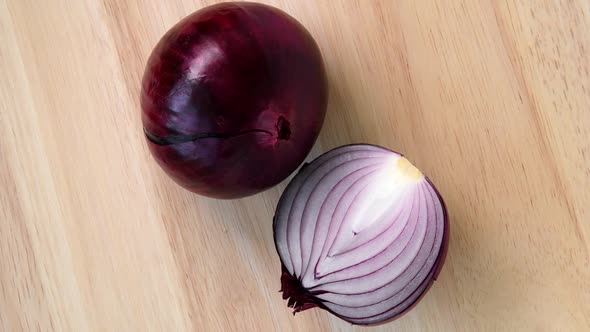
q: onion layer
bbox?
[273,144,448,325]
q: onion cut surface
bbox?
[273,144,448,325]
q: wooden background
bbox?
[1,0,589,331]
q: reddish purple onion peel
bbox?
[273,144,449,325]
[141,2,327,198]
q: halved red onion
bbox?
[273,144,448,325]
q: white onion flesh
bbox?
[273,144,448,325]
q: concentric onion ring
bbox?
[273,144,448,325]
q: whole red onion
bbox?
[141,2,328,198]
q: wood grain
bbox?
[1,0,589,331]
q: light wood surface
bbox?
[1,0,589,331]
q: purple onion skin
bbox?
[141,2,328,198]
[274,144,450,325]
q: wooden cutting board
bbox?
[1,1,589,331]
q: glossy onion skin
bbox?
[141,2,328,198]
[273,144,449,325]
